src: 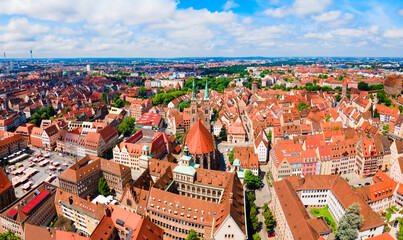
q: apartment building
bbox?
[271,175,385,240]
[58,155,132,199]
[356,136,391,178]
[55,189,105,235]
[0,133,27,159]
[0,182,57,239]
[113,130,169,171]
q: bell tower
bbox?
[202,79,211,132]
[190,79,198,127]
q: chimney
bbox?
[87,196,91,201]
[298,175,305,186]
[105,207,111,217]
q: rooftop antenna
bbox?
[30,50,33,63]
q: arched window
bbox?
[126,199,132,206]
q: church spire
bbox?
[191,78,197,101]
[204,79,209,101]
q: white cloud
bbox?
[236,25,286,44]
[304,26,378,39]
[242,17,253,24]
[53,27,82,35]
[0,17,49,42]
[263,6,288,18]
[312,10,341,22]
[399,9,403,17]
[265,0,332,18]
[0,0,177,25]
[383,29,403,38]
[223,0,239,11]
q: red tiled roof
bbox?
[186,120,214,154]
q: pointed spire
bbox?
[191,78,197,101]
[204,79,209,101]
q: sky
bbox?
[0,0,402,58]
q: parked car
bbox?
[393,220,399,228]
[268,231,275,238]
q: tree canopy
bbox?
[98,177,110,196]
[29,106,57,126]
[336,203,363,240]
[186,229,199,240]
[244,170,262,190]
[152,91,187,106]
[297,102,310,111]
[0,230,20,240]
[117,117,136,136]
[138,88,148,99]
[219,126,227,141]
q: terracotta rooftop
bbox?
[185,120,215,155]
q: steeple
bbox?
[191,78,197,101]
[204,79,209,101]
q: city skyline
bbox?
[0,0,402,58]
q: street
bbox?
[254,164,272,239]
[216,141,253,171]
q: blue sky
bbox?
[0,0,402,58]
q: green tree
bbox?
[65,107,72,114]
[138,88,148,99]
[228,148,234,164]
[383,124,389,131]
[244,170,262,190]
[369,94,374,100]
[336,203,363,240]
[219,126,227,141]
[335,94,342,101]
[101,92,108,102]
[117,117,136,136]
[186,229,199,240]
[357,81,369,91]
[264,209,276,232]
[267,130,272,141]
[252,232,261,240]
[398,219,403,240]
[298,102,310,111]
[250,204,259,231]
[374,109,380,118]
[98,177,110,196]
[325,114,331,122]
[0,230,20,240]
[47,105,56,117]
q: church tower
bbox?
[202,79,211,132]
[190,79,198,127]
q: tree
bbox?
[228,148,234,165]
[325,114,331,122]
[335,94,342,101]
[398,219,403,240]
[252,232,261,240]
[98,177,110,196]
[250,204,259,231]
[374,109,380,118]
[186,229,199,240]
[267,130,272,141]
[101,92,108,102]
[118,117,136,136]
[264,209,276,232]
[0,230,20,240]
[244,170,262,190]
[65,107,72,114]
[369,93,374,100]
[336,203,363,240]
[357,81,369,91]
[383,124,389,131]
[138,88,148,99]
[297,102,310,111]
[219,126,227,141]
[47,105,56,117]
